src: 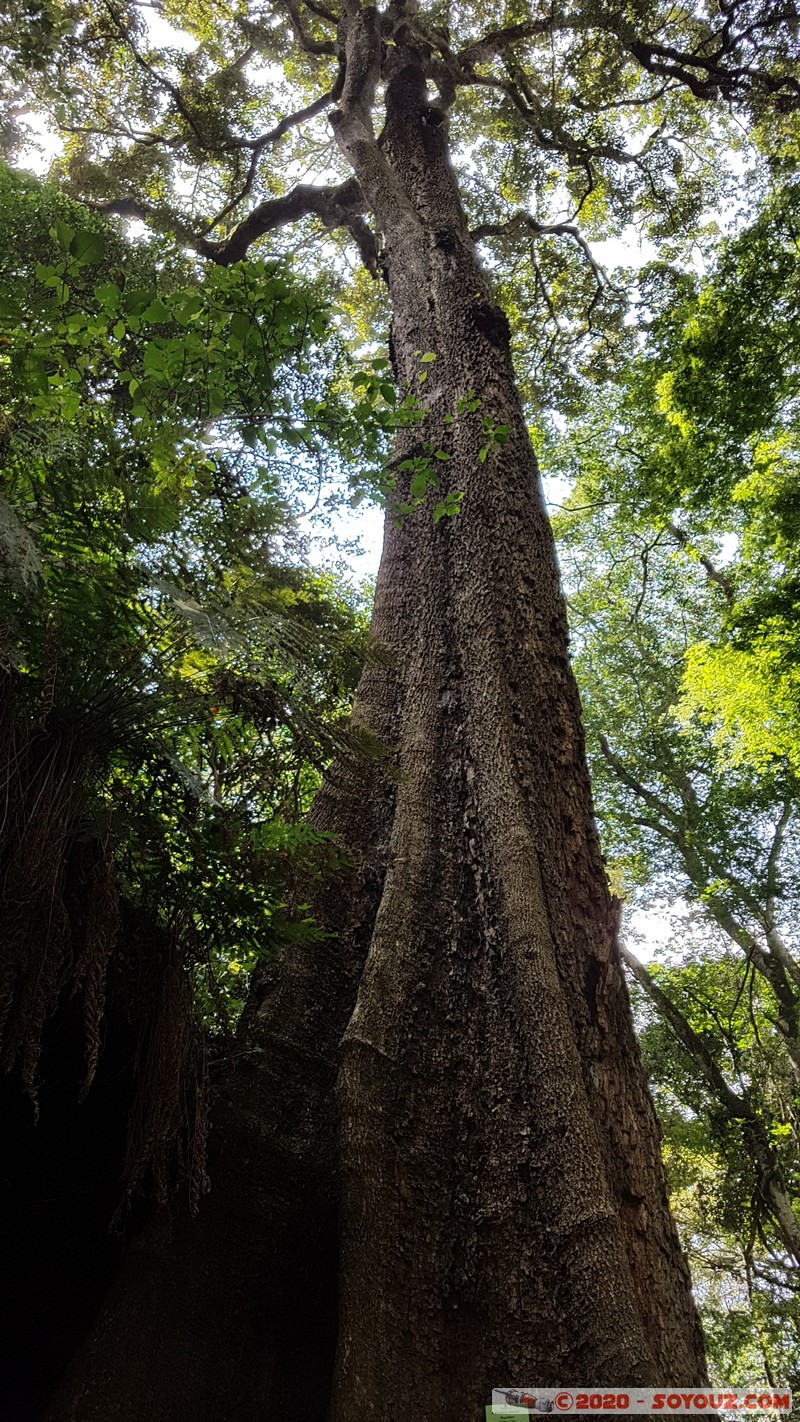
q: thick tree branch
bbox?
[599,734,800,1065]
[327,0,422,255]
[198,177,373,267]
[629,35,800,107]
[88,178,376,271]
[336,0,383,130]
[455,20,554,71]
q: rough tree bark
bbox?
[46,11,709,1421]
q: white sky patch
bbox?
[718,530,740,564]
[625,900,701,966]
[625,905,678,964]
[14,109,61,175]
[591,226,657,272]
[144,11,199,51]
[318,499,386,580]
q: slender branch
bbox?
[751,1262,800,1293]
[246,86,341,152]
[598,734,684,833]
[58,120,185,151]
[301,0,340,23]
[202,85,342,236]
[101,0,209,153]
[598,734,800,1064]
[666,522,735,605]
[471,212,606,290]
[281,0,337,55]
[766,800,793,920]
[83,195,202,250]
[763,801,800,992]
[621,943,751,1119]
[471,210,609,327]
[622,943,800,1266]
[501,58,656,169]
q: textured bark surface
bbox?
[45,16,708,1422]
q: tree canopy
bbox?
[550,159,800,1389]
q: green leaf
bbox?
[143,342,165,373]
[53,219,75,253]
[229,311,249,344]
[0,293,22,321]
[125,288,154,317]
[433,490,463,522]
[143,298,171,323]
[36,263,61,288]
[70,230,106,265]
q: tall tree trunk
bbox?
[45,22,708,1422]
[327,28,707,1418]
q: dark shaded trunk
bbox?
[44,23,708,1422]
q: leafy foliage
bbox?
[549,172,800,1385]
[0,163,370,1197]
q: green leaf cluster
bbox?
[549,170,800,1386]
[0,164,371,1026]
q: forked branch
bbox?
[471,212,608,300]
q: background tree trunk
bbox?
[45,28,708,1422]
